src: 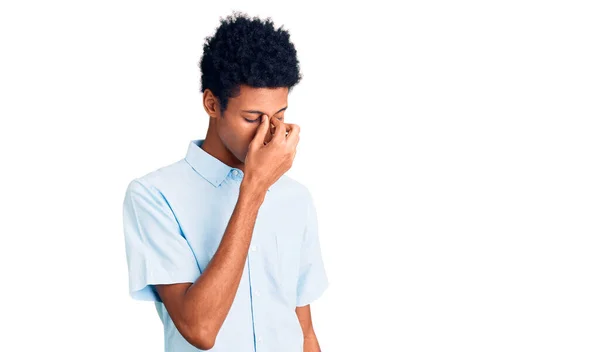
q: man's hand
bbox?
[243,114,300,194]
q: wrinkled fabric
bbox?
[122,139,328,352]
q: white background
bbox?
[1,1,599,351]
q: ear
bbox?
[203,89,220,118]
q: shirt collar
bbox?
[185,139,271,192]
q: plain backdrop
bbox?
[1,1,599,351]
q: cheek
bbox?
[218,120,256,152]
[232,125,254,143]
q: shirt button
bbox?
[250,245,257,252]
[257,336,263,343]
[254,289,261,297]
[232,169,238,176]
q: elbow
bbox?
[182,324,216,350]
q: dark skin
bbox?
[154,84,321,351]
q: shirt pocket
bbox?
[275,231,302,304]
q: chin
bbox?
[239,147,250,164]
[230,149,245,165]
[240,153,248,164]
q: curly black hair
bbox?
[199,11,302,115]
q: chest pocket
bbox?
[275,230,302,303]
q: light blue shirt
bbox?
[122,139,329,352]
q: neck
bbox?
[201,125,245,171]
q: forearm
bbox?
[303,333,321,352]
[296,305,321,352]
[180,182,266,341]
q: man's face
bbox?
[216,84,289,163]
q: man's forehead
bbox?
[233,85,289,112]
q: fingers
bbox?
[251,114,270,149]
[270,117,288,143]
[287,123,300,139]
[286,123,300,144]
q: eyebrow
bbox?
[241,106,288,115]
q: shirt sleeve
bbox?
[296,190,329,307]
[122,179,201,302]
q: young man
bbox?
[122,12,328,352]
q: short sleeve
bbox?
[122,179,200,302]
[296,190,329,307]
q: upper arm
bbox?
[122,179,200,302]
[154,282,215,349]
[154,283,194,333]
[154,282,193,317]
[123,180,213,347]
[296,190,329,307]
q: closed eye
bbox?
[244,116,284,123]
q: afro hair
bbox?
[199,11,302,115]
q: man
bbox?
[122,12,328,352]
